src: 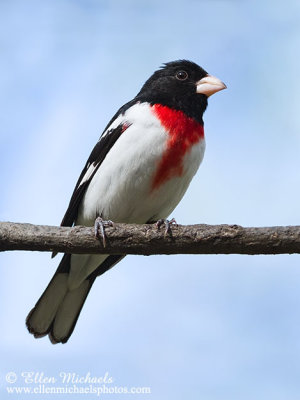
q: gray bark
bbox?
[0,221,299,255]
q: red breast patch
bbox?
[150,104,204,191]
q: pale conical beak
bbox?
[196,75,227,97]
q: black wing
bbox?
[60,101,135,227]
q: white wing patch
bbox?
[78,162,97,187]
[101,114,124,137]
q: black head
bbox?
[135,60,225,124]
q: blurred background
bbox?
[1,0,300,399]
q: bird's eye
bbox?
[175,70,188,81]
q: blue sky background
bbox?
[1,0,300,399]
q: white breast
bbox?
[76,102,205,225]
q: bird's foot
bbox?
[94,217,114,247]
[156,218,177,237]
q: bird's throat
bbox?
[150,103,204,191]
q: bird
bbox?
[26,60,226,344]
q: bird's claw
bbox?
[156,218,177,237]
[94,217,114,247]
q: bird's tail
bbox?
[26,254,124,344]
[26,254,95,344]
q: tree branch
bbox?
[0,221,299,255]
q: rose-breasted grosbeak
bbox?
[26,60,226,344]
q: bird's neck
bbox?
[136,92,207,125]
